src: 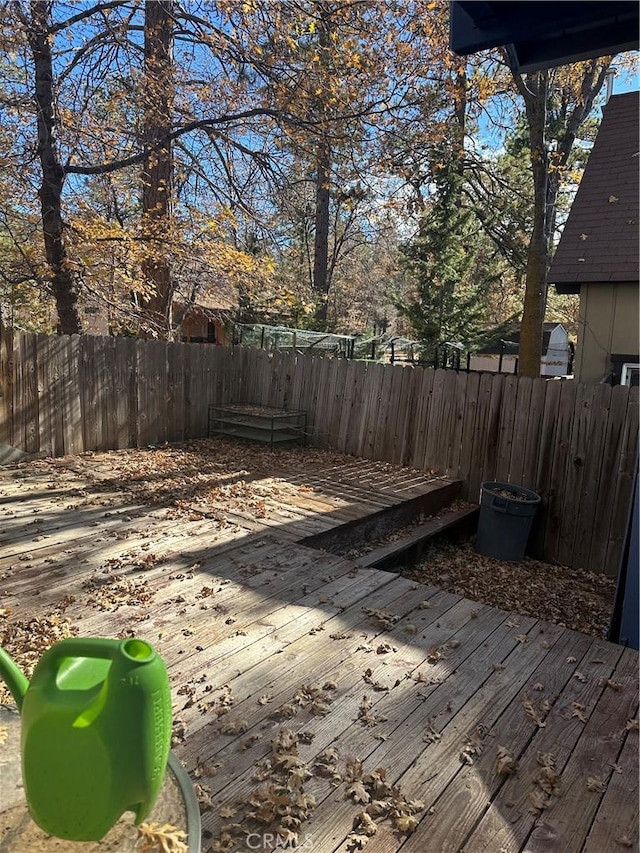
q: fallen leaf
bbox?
[496,745,519,775]
[136,822,188,853]
[347,781,370,804]
[218,806,237,819]
[586,775,606,793]
[600,678,623,691]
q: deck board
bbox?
[0,447,637,853]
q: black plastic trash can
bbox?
[475,482,541,561]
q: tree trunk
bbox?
[518,71,548,378]
[28,1,83,335]
[313,133,331,329]
[140,0,174,338]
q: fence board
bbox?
[528,379,562,557]
[447,371,469,477]
[266,350,282,409]
[93,335,111,451]
[423,369,447,473]
[336,358,357,454]
[466,372,494,501]
[588,385,630,573]
[507,375,532,485]
[80,336,99,451]
[113,336,136,449]
[393,365,416,467]
[495,373,519,483]
[479,371,505,488]
[101,337,119,451]
[0,329,12,447]
[289,354,306,417]
[408,368,434,472]
[384,365,407,463]
[326,357,347,450]
[166,342,185,443]
[542,380,578,560]
[435,370,458,476]
[61,336,82,455]
[457,371,480,490]
[572,383,612,569]
[309,357,331,445]
[557,383,597,567]
[362,363,385,459]
[36,335,54,457]
[521,377,547,490]
[605,386,639,576]
[279,352,297,411]
[372,363,398,460]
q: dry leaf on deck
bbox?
[586,775,606,793]
[220,719,248,735]
[346,833,371,852]
[571,703,587,723]
[352,811,378,836]
[218,806,237,819]
[395,813,419,834]
[496,746,519,775]
[347,781,371,804]
[599,679,623,691]
[135,822,188,853]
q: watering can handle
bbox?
[42,637,124,668]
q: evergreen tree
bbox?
[397,153,499,362]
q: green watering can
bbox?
[0,636,172,842]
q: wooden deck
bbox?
[0,447,638,853]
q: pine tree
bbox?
[398,153,498,362]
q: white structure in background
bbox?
[541,324,573,376]
[469,323,572,376]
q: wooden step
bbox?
[299,479,462,554]
[356,506,479,570]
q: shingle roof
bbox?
[549,91,639,292]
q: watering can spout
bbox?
[0,646,29,711]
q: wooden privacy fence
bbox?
[1,330,637,575]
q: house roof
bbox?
[476,323,567,355]
[549,91,639,294]
[450,2,639,73]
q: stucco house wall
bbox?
[575,281,640,384]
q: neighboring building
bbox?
[549,91,639,386]
[174,297,233,345]
[469,323,573,376]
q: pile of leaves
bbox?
[401,540,615,638]
[0,611,78,705]
[206,726,426,852]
